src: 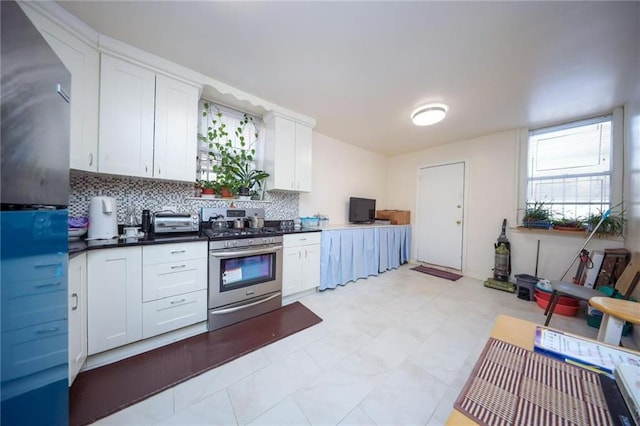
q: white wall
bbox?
[299,131,388,225]
[387,129,626,281]
[624,54,640,256]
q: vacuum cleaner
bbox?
[484,219,516,292]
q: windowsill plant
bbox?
[522,201,552,229]
[585,206,625,237]
[199,102,269,199]
[551,217,585,231]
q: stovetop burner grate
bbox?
[200,226,283,240]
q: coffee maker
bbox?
[88,196,118,239]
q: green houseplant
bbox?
[198,179,217,196]
[551,216,584,231]
[522,201,552,229]
[585,207,625,237]
[229,155,270,199]
[199,102,268,198]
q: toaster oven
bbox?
[153,212,199,233]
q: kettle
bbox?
[210,214,229,230]
[88,196,119,239]
[249,215,264,229]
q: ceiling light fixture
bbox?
[411,103,448,126]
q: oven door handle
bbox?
[209,245,282,258]
[209,292,281,315]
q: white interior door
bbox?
[417,162,465,270]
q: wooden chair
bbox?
[543,252,640,327]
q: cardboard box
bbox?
[376,210,410,225]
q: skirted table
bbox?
[319,225,411,290]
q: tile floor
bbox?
[96,264,638,425]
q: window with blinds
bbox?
[526,115,613,220]
[197,100,262,183]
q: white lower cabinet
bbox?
[87,247,142,355]
[142,290,207,338]
[68,253,87,385]
[141,242,207,339]
[86,242,207,357]
[282,233,321,296]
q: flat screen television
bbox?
[349,197,376,223]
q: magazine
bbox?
[534,327,640,374]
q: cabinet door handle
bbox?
[145,165,148,173]
[171,264,186,269]
[89,153,94,166]
[35,263,62,269]
[298,251,301,259]
[35,281,62,289]
[56,84,70,103]
[158,168,161,175]
[71,293,79,311]
[36,326,59,334]
[304,249,308,258]
[170,298,186,305]
[170,250,186,254]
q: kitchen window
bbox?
[197,100,263,183]
[518,108,623,222]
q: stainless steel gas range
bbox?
[201,207,284,331]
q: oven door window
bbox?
[220,252,276,291]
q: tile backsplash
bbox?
[69,171,299,223]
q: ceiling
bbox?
[58,1,639,156]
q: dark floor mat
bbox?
[69,301,322,426]
[411,265,463,281]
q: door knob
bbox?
[456,220,462,224]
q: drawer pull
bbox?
[36,326,59,334]
[300,238,307,241]
[171,264,186,269]
[170,250,186,254]
[170,298,186,305]
[35,281,62,289]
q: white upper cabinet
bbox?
[20,3,100,172]
[98,55,156,178]
[154,75,199,182]
[99,55,199,182]
[264,114,313,192]
[294,123,313,191]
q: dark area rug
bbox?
[69,301,322,426]
[411,265,463,281]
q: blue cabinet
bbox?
[319,225,411,290]
[1,210,69,426]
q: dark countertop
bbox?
[68,228,322,258]
[68,233,208,258]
